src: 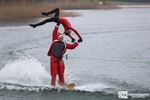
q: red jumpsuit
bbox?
[58,17,82,40]
[47,25,78,86]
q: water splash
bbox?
[0,56,50,86]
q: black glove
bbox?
[78,38,83,43]
[41,12,49,16]
[29,24,36,28]
[57,22,60,26]
[71,38,75,43]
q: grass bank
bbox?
[0,3,80,21]
[0,1,118,21]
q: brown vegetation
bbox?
[0,1,118,21]
[0,2,80,20]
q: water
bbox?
[0,8,150,100]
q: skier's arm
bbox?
[67,33,75,43]
[47,42,53,56]
[70,27,83,42]
[66,42,78,49]
[52,23,60,41]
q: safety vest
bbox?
[51,40,66,58]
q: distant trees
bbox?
[0,0,93,5]
[110,0,150,3]
[0,0,150,4]
[0,0,79,3]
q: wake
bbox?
[0,57,149,99]
[0,57,50,86]
[0,56,129,94]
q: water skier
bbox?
[29,8,83,43]
[47,22,80,87]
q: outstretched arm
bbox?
[67,33,75,43]
[47,43,52,56]
[66,42,78,49]
[52,23,60,41]
[70,27,83,42]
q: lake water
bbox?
[0,8,150,100]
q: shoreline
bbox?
[118,4,150,8]
[0,2,150,26]
[0,1,118,21]
[0,5,150,27]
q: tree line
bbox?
[110,0,150,3]
[0,0,78,3]
[0,0,150,3]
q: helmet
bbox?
[58,34,63,41]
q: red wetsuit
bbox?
[47,25,78,86]
[30,8,82,42]
[58,17,82,40]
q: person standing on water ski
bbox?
[29,8,83,43]
[47,22,80,87]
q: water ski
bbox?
[67,83,76,89]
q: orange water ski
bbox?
[67,83,76,89]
